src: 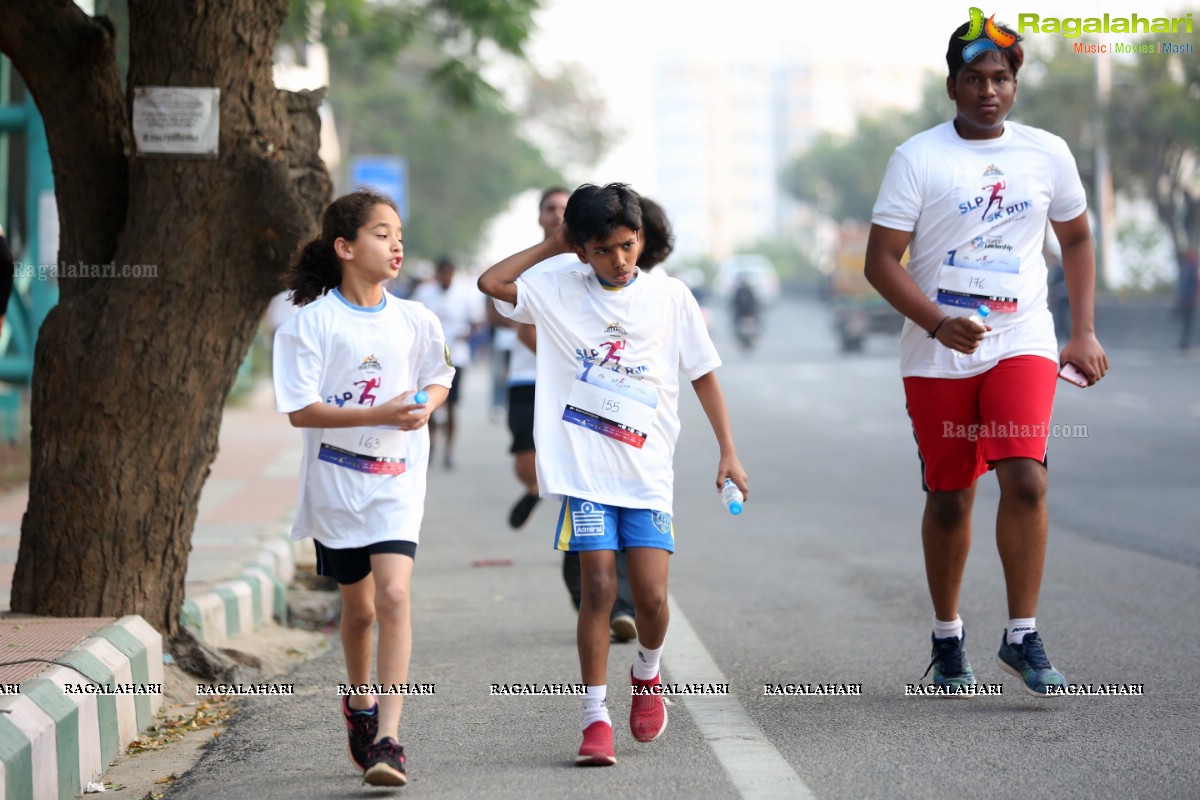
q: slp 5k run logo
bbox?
[960,7,1018,62]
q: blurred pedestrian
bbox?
[488,322,513,420]
[1177,247,1198,353]
[1046,252,1070,342]
[493,189,572,531]
[865,18,1107,698]
[274,189,455,786]
[411,257,484,469]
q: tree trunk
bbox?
[1,1,329,635]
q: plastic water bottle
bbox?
[721,478,744,515]
[953,305,991,359]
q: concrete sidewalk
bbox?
[0,381,303,800]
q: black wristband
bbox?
[928,316,950,339]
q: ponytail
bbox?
[285,238,341,306]
[283,188,400,306]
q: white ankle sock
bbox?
[582,685,610,729]
[1007,618,1036,644]
[932,615,963,641]
[632,642,663,680]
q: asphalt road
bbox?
[168,296,1200,799]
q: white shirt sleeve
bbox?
[496,273,548,325]
[417,308,458,390]
[1048,137,1088,222]
[677,286,722,380]
[871,148,923,233]
[492,295,525,322]
[468,286,487,326]
[273,318,323,414]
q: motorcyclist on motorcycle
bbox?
[731,276,761,351]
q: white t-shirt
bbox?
[264,290,299,335]
[507,253,581,386]
[411,276,485,367]
[498,267,720,514]
[871,120,1088,378]
[493,326,517,354]
[273,289,456,547]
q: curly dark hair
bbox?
[638,197,674,271]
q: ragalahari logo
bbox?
[960,7,1017,62]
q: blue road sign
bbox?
[349,156,408,222]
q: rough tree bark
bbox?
[0,0,330,634]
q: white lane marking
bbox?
[662,595,817,800]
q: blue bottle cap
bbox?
[728,500,743,515]
[413,391,428,404]
[977,305,991,317]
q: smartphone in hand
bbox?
[1058,362,1090,387]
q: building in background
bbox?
[653,56,926,262]
[273,15,341,175]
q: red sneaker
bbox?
[629,670,668,742]
[576,721,616,766]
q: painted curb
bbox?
[0,615,162,800]
[180,528,296,645]
[2,517,294,798]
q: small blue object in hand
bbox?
[721,478,744,515]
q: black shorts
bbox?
[446,367,464,406]
[314,540,417,585]
[507,384,536,454]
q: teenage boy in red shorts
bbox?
[865,18,1108,696]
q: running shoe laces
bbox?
[922,636,966,680]
[1018,632,1053,670]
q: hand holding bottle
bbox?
[945,305,991,358]
[721,478,744,515]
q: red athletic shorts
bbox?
[903,355,1058,492]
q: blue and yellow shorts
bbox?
[553,496,675,553]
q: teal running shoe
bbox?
[998,630,1066,697]
[921,631,976,695]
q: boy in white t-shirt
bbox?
[477,183,748,766]
[865,18,1108,697]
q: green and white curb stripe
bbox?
[0,694,56,800]
[242,566,282,628]
[180,531,295,645]
[21,665,101,799]
[0,615,161,800]
[258,530,296,586]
